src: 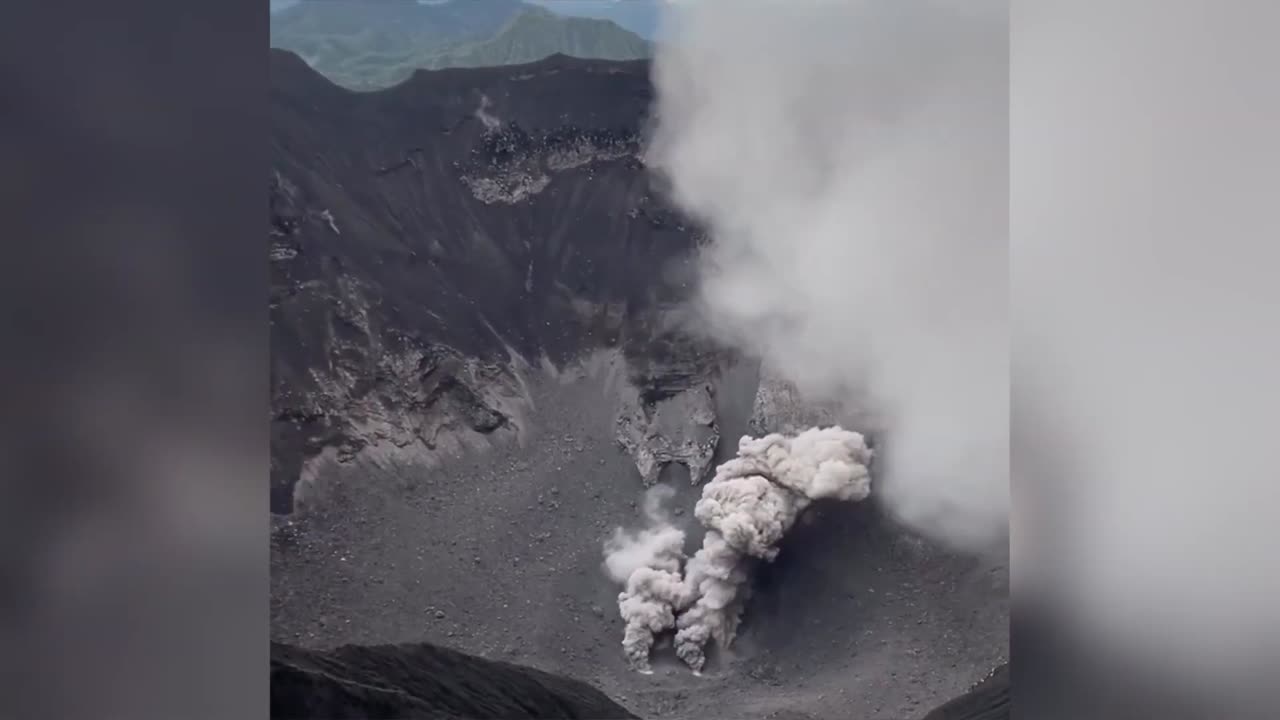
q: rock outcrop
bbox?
[615,381,719,486]
[747,368,844,437]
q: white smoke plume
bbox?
[649,0,1008,551]
[675,428,872,672]
[605,427,873,674]
[604,485,693,673]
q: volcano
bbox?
[268,48,1008,720]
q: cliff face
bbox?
[270,50,713,513]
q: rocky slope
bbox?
[270,48,715,514]
[269,49,1008,720]
[922,663,1010,720]
[271,640,638,719]
[271,639,1003,720]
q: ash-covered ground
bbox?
[271,352,1008,720]
[269,50,1007,720]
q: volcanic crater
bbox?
[269,49,1007,720]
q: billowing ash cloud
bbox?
[675,428,873,672]
[604,485,693,672]
[605,427,872,674]
[648,0,1008,551]
[603,485,686,584]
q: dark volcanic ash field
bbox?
[268,50,1008,720]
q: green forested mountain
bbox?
[270,1,652,90]
[425,6,652,71]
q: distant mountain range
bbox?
[527,0,664,40]
[270,0,654,90]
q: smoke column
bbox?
[605,427,873,674]
[649,0,1008,550]
[603,485,693,673]
[675,428,873,672]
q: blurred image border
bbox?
[1,0,268,717]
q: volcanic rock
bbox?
[271,640,638,719]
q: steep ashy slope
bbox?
[271,641,638,719]
[269,50,1008,720]
[270,48,707,514]
[922,663,1010,720]
[270,639,1003,720]
[271,640,1003,720]
[270,1,651,90]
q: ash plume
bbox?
[603,485,693,673]
[605,427,873,674]
[674,428,873,672]
[649,0,1008,551]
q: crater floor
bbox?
[270,353,1008,720]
